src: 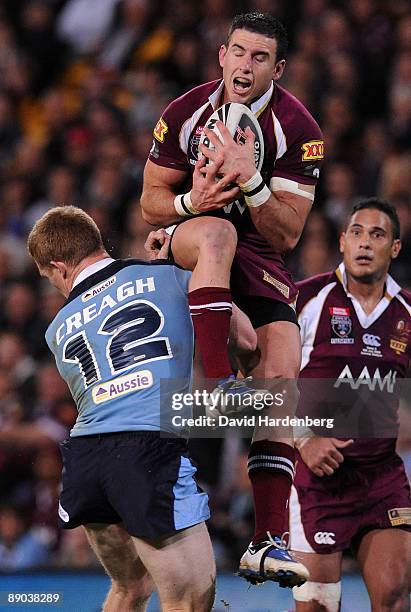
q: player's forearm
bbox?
[249,193,304,253]
[141,186,182,226]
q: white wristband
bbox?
[174,192,199,217]
[239,171,271,208]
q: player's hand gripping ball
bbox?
[199,102,264,174]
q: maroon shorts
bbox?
[290,453,411,554]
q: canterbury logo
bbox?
[262,270,290,298]
[362,334,381,347]
[314,531,335,545]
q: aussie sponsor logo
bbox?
[81,276,116,302]
[153,117,168,142]
[329,306,354,344]
[314,531,335,545]
[334,364,397,392]
[301,140,324,161]
[388,507,411,527]
[92,370,153,404]
[361,333,382,357]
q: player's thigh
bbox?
[252,319,301,379]
[84,523,151,587]
[292,551,342,612]
[132,522,216,611]
[171,216,237,270]
[357,528,411,609]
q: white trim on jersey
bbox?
[72,257,114,288]
[299,282,336,370]
[179,101,211,155]
[336,263,402,328]
[208,80,225,110]
[251,81,274,116]
[289,485,315,553]
[271,110,287,161]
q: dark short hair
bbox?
[227,12,288,61]
[350,198,401,240]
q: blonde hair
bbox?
[27,206,104,267]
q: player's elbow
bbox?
[140,194,159,226]
[272,230,300,253]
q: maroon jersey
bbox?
[296,263,411,465]
[149,79,324,304]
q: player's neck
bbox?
[346,274,386,315]
[70,250,110,291]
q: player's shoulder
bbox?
[399,288,411,303]
[297,271,337,312]
[271,83,322,139]
[396,287,411,313]
[164,80,220,118]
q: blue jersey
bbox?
[45,259,193,436]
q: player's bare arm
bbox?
[201,121,315,252]
[141,160,188,225]
[141,157,241,226]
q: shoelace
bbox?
[266,531,290,550]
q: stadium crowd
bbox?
[0,0,410,571]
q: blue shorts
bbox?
[58,431,210,539]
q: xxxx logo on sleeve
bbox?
[301,140,324,161]
[153,117,168,143]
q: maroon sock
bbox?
[248,440,295,544]
[188,287,233,379]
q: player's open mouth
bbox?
[356,255,373,263]
[233,77,252,94]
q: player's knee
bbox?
[200,219,237,256]
[293,581,341,612]
[110,574,153,608]
[370,582,410,612]
[161,573,215,612]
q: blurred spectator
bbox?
[0,505,50,570]
[57,527,99,568]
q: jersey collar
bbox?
[72,257,115,289]
[335,262,402,328]
[209,79,274,115]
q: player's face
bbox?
[340,209,401,283]
[219,29,285,105]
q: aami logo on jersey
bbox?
[82,276,116,302]
[329,307,354,344]
[301,140,324,161]
[361,333,382,358]
[334,365,397,393]
[92,370,153,404]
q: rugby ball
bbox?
[199,102,264,171]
